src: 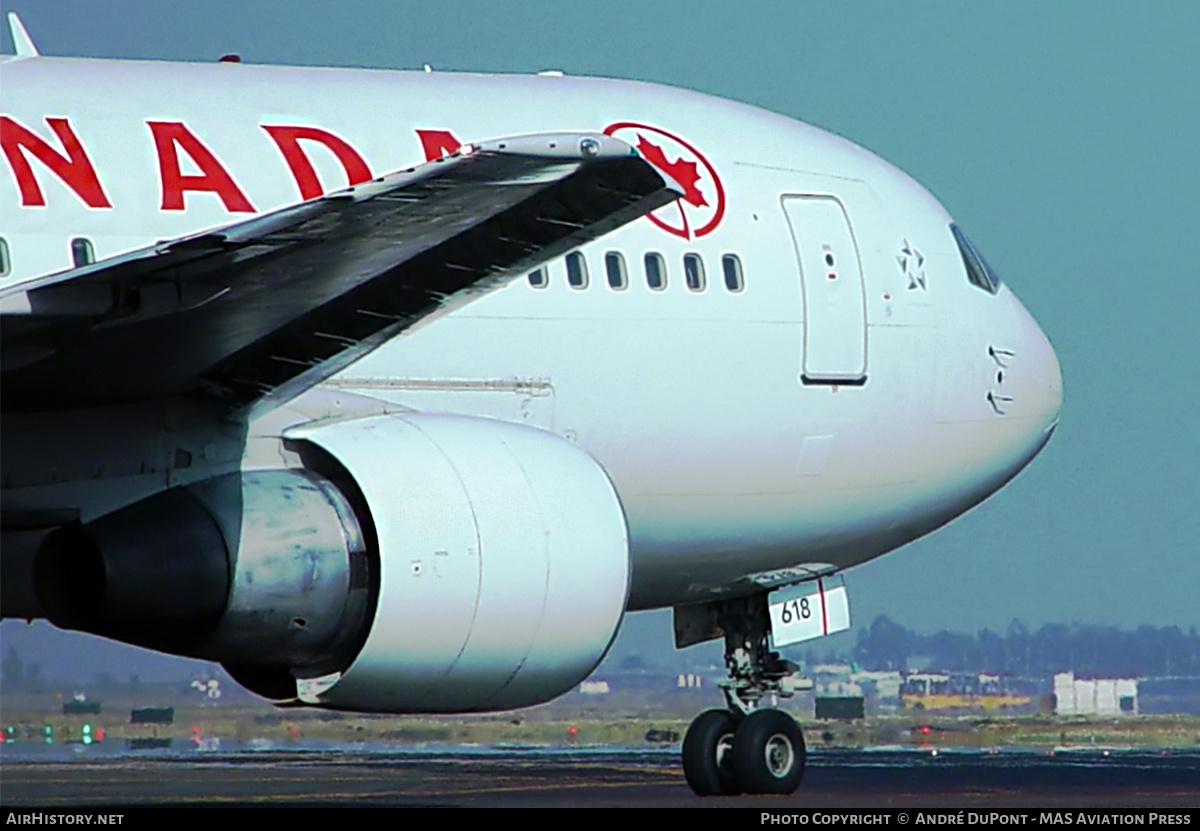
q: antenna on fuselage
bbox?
[6,12,39,58]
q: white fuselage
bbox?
[0,57,1062,610]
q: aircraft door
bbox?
[781,195,868,384]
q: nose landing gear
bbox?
[680,594,809,796]
[729,708,806,794]
[681,709,740,795]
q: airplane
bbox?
[0,13,1061,796]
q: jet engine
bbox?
[34,415,631,712]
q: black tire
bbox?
[682,709,741,796]
[731,709,806,795]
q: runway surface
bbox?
[3,743,1199,808]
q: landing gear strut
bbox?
[681,595,808,796]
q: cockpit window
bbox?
[951,224,1001,295]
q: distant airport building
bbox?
[812,664,865,719]
[901,672,1031,711]
[1053,672,1138,715]
[804,665,902,715]
[813,664,861,698]
[852,670,903,710]
[579,680,610,695]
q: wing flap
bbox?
[1,133,682,413]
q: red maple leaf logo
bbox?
[636,134,708,208]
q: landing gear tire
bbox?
[731,709,806,795]
[682,709,741,796]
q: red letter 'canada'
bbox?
[261,125,373,200]
[1,116,112,208]
[147,121,255,212]
[415,129,463,162]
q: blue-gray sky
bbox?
[1,1,1197,679]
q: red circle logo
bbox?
[603,122,726,240]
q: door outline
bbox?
[780,194,868,385]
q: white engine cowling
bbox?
[288,414,630,712]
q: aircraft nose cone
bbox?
[1009,291,1063,434]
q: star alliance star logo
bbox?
[898,240,926,290]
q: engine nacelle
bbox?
[34,414,630,713]
[289,414,631,712]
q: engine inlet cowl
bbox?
[288,413,631,713]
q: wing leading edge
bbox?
[1,132,683,415]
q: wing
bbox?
[1,132,682,415]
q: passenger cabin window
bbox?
[683,253,706,292]
[950,224,1001,295]
[528,267,548,288]
[722,254,745,292]
[644,252,667,291]
[0,237,10,277]
[605,251,628,290]
[71,237,95,268]
[566,251,589,289]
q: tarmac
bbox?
[2,745,1198,808]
